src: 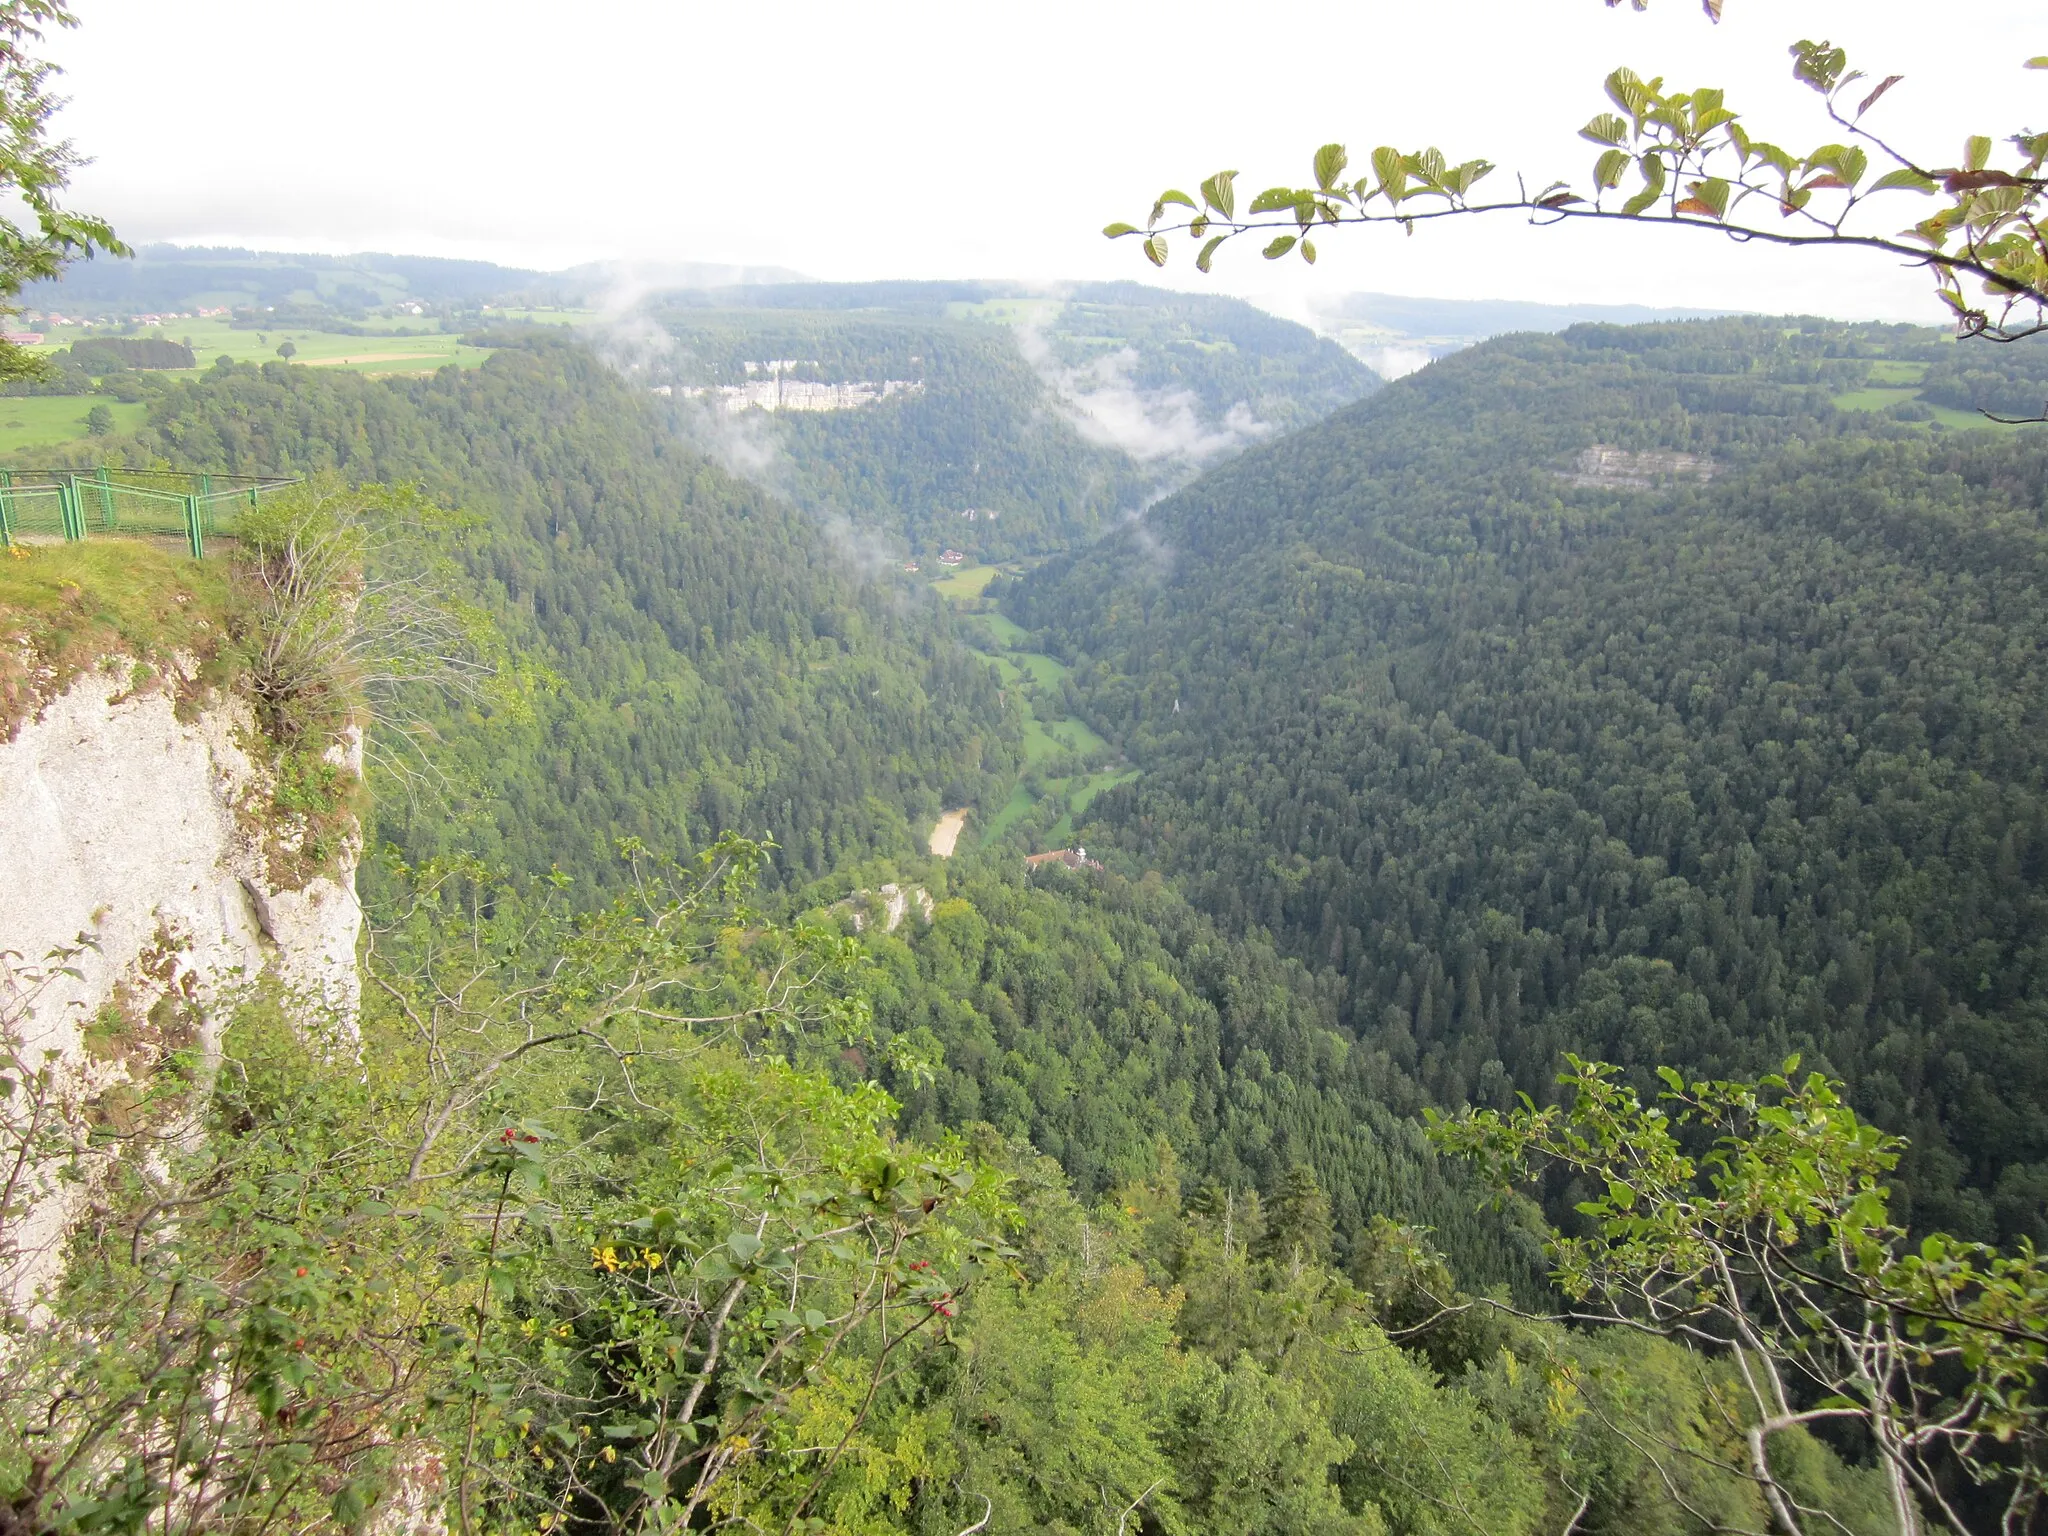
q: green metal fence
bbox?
[0,468,300,558]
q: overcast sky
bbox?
[42,0,2042,324]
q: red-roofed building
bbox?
[1024,847,1101,873]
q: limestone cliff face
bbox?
[0,654,362,1312]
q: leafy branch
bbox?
[0,2,126,380]
[1110,35,2048,348]
[1429,1056,2048,1536]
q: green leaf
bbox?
[1965,135,1992,172]
[1806,143,1868,187]
[1621,154,1666,217]
[1580,113,1630,147]
[1158,189,1198,210]
[1370,146,1407,201]
[1143,234,1168,268]
[728,1231,763,1262]
[1195,235,1226,273]
[1200,170,1238,220]
[1300,238,1317,264]
[1869,167,1938,194]
[2028,56,2048,69]
[1604,67,1651,121]
[1790,39,1848,94]
[1248,186,1303,215]
[1313,143,1349,190]
[1594,149,1631,190]
[1261,235,1297,260]
[1102,222,1141,239]
[1447,158,1494,197]
[331,1479,375,1529]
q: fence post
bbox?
[95,466,114,529]
[58,481,83,541]
[0,469,12,550]
[183,495,204,559]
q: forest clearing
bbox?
[927,807,967,855]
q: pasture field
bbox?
[931,562,999,601]
[1023,714,1109,766]
[0,398,150,458]
[33,318,493,375]
[1829,387,1910,412]
[1829,383,2028,432]
[1828,350,2038,432]
[482,308,595,326]
[957,604,1131,849]
[6,319,497,454]
[976,611,1030,646]
[944,297,1061,327]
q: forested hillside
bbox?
[1009,317,2048,1242]
[849,860,1543,1294]
[648,281,1374,559]
[60,337,1018,896]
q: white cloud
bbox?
[1354,345,1438,381]
[1013,315,1272,466]
[40,0,2040,325]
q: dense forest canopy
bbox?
[6,0,2048,1512]
[11,295,2048,1530]
[71,336,1019,898]
[1009,316,2048,1244]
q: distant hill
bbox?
[640,279,1379,559]
[1306,289,1742,377]
[17,244,567,316]
[557,258,810,299]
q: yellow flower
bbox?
[643,1249,664,1269]
[601,1445,618,1464]
[591,1244,621,1272]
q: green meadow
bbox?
[0,397,150,458]
[930,562,1000,601]
[4,318,497,456]
[944,597,1134,848]
[1828,354,2030,432]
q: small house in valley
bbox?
[1024,847,1101,874]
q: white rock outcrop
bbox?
[0,656,362,1312]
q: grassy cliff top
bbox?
[0,542,235,738]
